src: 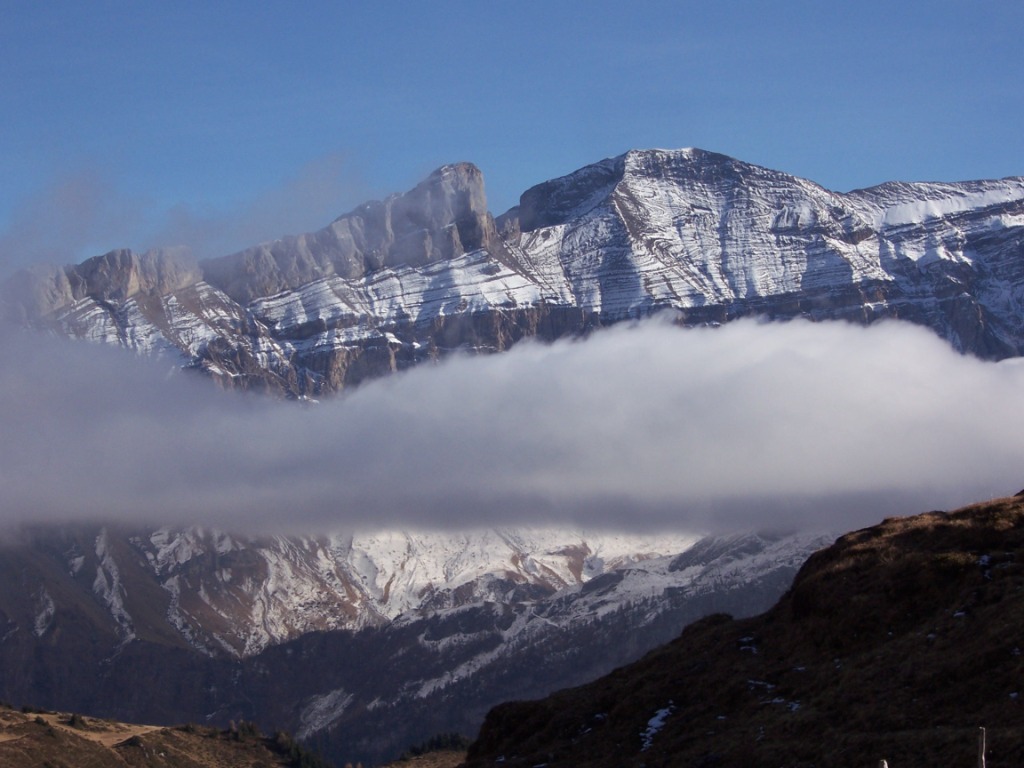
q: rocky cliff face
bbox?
[1,246,201,323]
[201,162,502,304]
[5,149,1023,397]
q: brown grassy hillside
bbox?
[0,706,331,768]
[466,494,1024,767]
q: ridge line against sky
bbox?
[1,0,1022,272]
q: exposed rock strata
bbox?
[5,149,1024,395]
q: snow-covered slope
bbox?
[6,524,697,658]
[7,149,1024,396]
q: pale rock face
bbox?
[2,247,202,322]
[200,162,498,303]
[6,148,1024,395]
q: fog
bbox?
[0,153,369,273]
[0,169,146,271]
[1,318,1022,535]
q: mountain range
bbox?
[0,524,831,765]
[8,494,1023,767]
[4,148,1023,397]
[2,149,1023,765]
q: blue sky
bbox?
[2,0,1022,270]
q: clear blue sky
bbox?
[2,0,1022,269]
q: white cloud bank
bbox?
[1,318,1022,535]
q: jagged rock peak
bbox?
[1,246,200,322]
[621,146,794,182]
[73,246,201,304]
[200,161,498,303]
[402,161,488,214]
[516,147,782,232]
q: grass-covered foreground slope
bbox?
[0,706,330,768]
[466,493,1024,767]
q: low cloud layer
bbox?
[1,318,1022,535]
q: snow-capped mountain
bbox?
[1,149,1018,763]
[0,523,831,765]
[6,148,1023,396]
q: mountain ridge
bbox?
[5,147,1024,396]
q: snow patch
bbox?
[93,529,135,644]
[641,702,675,751]
[32,587,56,637]
[878,186,1024,228]
[298,688,354,739]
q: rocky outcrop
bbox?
[201,162,502,304]
[2,246,201,322]
[6,149,1024,395]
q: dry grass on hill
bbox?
[0,706,329,768]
